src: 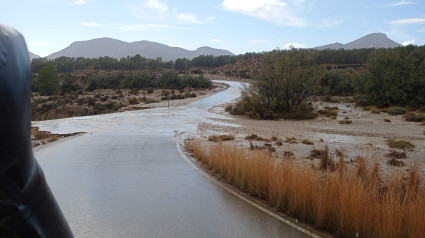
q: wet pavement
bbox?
[34,81,312,238]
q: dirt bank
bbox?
[198,99,425,179]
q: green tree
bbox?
[240,49,321,119]
[174,58,191,70]
[34,64,61,95]
[356,46,425,108]
[61,74,79,93]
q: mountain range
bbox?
[43,38,233,61]
[29,33,402,61]
[314,33,401,50]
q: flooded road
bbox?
[34,81,312,238]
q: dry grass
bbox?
[186,140,425,238]
[31,126,52,140]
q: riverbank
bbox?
[197,98,425,180]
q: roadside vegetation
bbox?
[31,45,425,121]
[31,66,213,120]
[186,140,425,238]
[224,45,425,120]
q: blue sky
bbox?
[1,0,424,57]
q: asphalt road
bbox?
[34,81,313,238]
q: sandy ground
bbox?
[197,99,425,179]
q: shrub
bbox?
[385,151,407,159]
[387,158,405,167]
[224,105,233,112]
[324,106,339,110]
[386,139,415,151]
[245,134,258,140]
[208,134,235,142]
[302,139,314,145]
[388,106,407,115]
[229,102,246,115]
[309,149,324,158]
[404,112,425,122]
[339,120,353,124]
[128,97,139,105]
[145,99,159,104]
[323,95,340,103]
[318,108,338,118]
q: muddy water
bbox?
[33,81,242,136]
[34,81,312,238]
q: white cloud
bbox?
[178,13,201,24]
[81,22,102,27]
[144,0,168,12]
[390,18,425,24]
[223,0,287,12]
[383,1,417,7]
[210,38,223,42]
[124,0,211,25]
[222,0,306,27]
[402,39,416,45]
[283,42,306,49]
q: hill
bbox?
[29,51,40,60]
[314,33,401,50]
[46,38,234,61]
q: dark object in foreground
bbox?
[0,24,73,237]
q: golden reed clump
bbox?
[185,140,425,238]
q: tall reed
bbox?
[186,140,425,238]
